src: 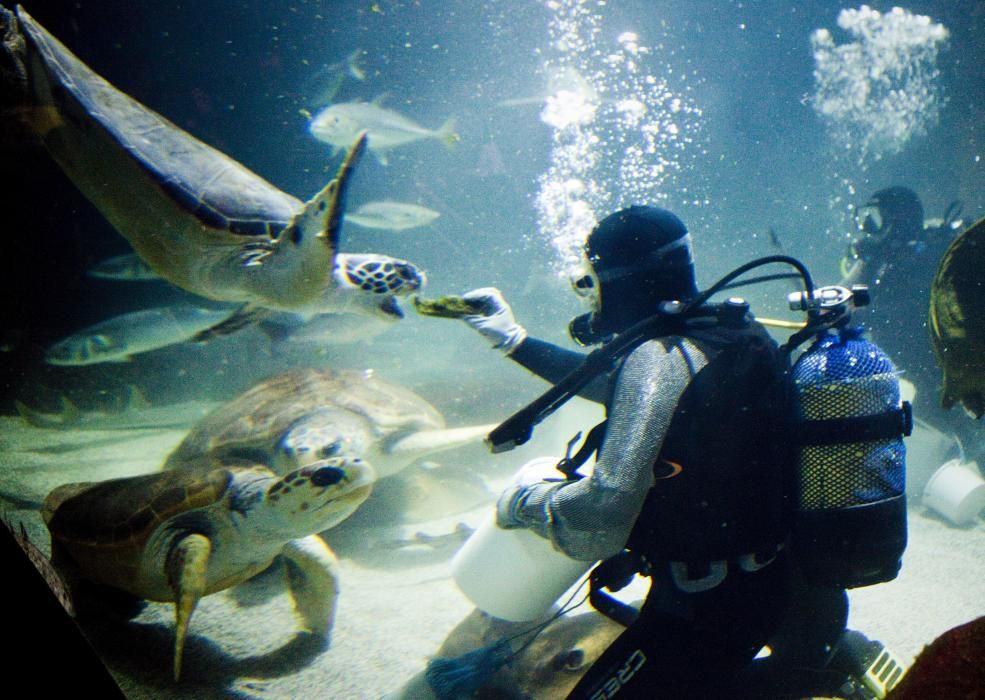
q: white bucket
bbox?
[922,459,985,525]
[904,418,961,497]
[451,457,595,622]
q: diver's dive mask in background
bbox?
[569,263,606,346]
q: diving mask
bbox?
[856,204,885,238]
[570,264,600,308]
[568,259,605,346]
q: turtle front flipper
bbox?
[280,534,340,642]
[166,533,212,681]
[378,424,498,478]
[322,131,367,255]
[246,133,369,311]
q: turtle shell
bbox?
[165,368,445,468]
[43,465,232,590]
[18,8,299,238]
[929,216,985,417]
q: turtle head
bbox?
[45,332,128,365]
[274,407,375,471]
[331,253,427,319]
[262,456,375,536]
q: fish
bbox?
[44,305,239,365]
[344,48,367,81]
[298,49,367,117]
[308,98,458,165]
[87,252,160,281]
[345,200,440,231]
[260,310,393,349]
[768,226,783,251]
[15,386,219,431]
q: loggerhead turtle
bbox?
[42,454,374,681]
[929,216,985,417]
[164,368,496,480]
[10,8,424,326]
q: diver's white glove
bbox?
[461,287,527,353]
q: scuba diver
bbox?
[432,206,905,698]
[840,186,964,437]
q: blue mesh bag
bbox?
[790,326,909,588]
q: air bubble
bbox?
[811,6,949,166]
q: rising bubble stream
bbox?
[534,0,704,279]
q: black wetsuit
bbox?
[853,225,962,434]
[504,331,851,698]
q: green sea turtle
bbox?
[9,8,424,325]
[929,216,985,417]
[42,455,374,680]
[164,368,496,480]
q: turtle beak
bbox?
[379,297,404,319]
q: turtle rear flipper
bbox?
[190,304,271,342]
[0,7,29,113]
[47,539,145,622]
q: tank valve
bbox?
[788,284,870,314]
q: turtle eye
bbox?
[319,441,342,458]
[311,466,345,487]
[89,334,115,353]
[551,649,586,672]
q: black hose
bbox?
[486,256,816,452]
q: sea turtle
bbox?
[42,454,374,680]
[9,8,425,327]
[929,216,985,417]
[164,367,496,480]
[391,606,627,699]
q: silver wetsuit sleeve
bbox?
[499,335,712,561]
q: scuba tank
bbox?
[788,322,910,588]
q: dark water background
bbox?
[3,0,984,416]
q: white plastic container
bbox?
[922,459,985,525]
[451,456,595,622]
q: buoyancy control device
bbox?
[484,255,910,599]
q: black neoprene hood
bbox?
[583,205,698,336]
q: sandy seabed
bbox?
[1,401,983,699]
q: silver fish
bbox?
[299,49,367,116]
[87,253,160,280]
[45,305,238,365]
[346,200,440,231]
[15,386,219,431]
[309,98,458,165]
[261,311,393,348]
